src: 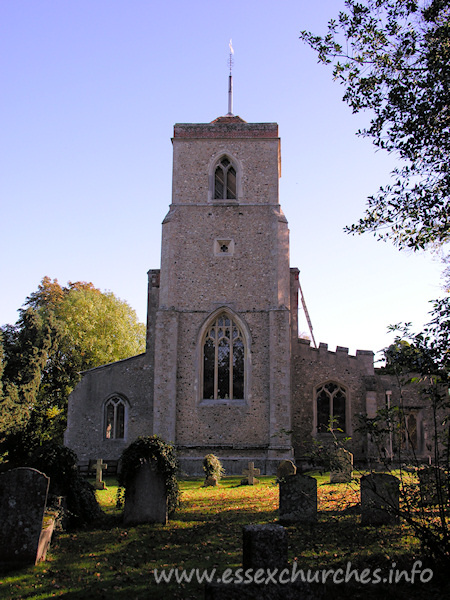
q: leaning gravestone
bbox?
[418,466,448,506]
[361,473,400,525]
[277,459,297,480]
[123,460,168,525]
[330,448,353,483]
[279,474,317,524]
[0,467,50,569]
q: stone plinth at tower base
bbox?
[123,461,168,525]
[177,445,294,476]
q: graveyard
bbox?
[0,467,448,599]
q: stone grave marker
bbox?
[329,448,353,483]
[360,473,400,525]
[204,476,218,487]
[276,459,297,480]
[205,524,319,599]
[418,466,448,506]
[279,474,317,524]
[242,524,288,570]
[123,459,168,525]
[0,467,50,569]
[93,458,107,490]
[241,462,260,485]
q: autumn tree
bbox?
[0,277,146,459]
[300,0,450,250]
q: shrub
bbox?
[117,435,179,515]
[203,454,225,481]
[27,442,103,528]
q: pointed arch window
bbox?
[104,396,126,440]
[214,157,237,200]
[203,313,245,400]
[316,382,347,433]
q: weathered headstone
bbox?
[361,473,400,525]
[241,462,260,485]
[123,460,168,525]
[329,448,353,483]
[418,466,448,506]
[243,524,288,570]
[279,474,317,524]
[0,467,50,569]
[93,458,107,490]
[277,459,297,480]
[205,524,319,599]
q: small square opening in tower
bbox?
[214,238,235,256]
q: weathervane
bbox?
[227,39,234,116]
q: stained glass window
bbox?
[203,314,245,400]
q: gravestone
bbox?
[243,524,288,570]
[360,473,400,525]
[279,474,317,524]
[93,459,107,490]
[0,467,50,569]
[277,459,297,480]
[418,466,448,506]
[204,476,218,487]
[205,524,319,599]
[123,460,168,525]
[329,448,353,483]
[241,462,260,485]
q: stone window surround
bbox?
[197,307,251,406]
[312,381,351,437]
[207,152,243,204]
[103,394,129,441]
[214,238,235,256]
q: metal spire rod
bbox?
[227,39,234,116]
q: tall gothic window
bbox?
[203,313,245,400]
[104,396,126,439]
[214,157,237,200]
[316,382,347,433]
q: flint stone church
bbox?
[64,110,432,474]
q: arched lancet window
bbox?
[203,313,245,400]
[104,396,126,440]
[316,382,347,433]
[214,157,237,200]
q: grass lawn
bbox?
[0,473,447,599]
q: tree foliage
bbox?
[0,277,146,459]
[300,0,450,250]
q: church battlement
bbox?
[295,336,374,373]
[173,121,278,140]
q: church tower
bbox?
[148,114,295,474]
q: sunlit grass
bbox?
[0,473,446,599]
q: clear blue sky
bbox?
[0,0,443,360]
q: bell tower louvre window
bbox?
[214,157,237,200]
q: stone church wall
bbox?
[291,339,375,464]
[64,353,154,462]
